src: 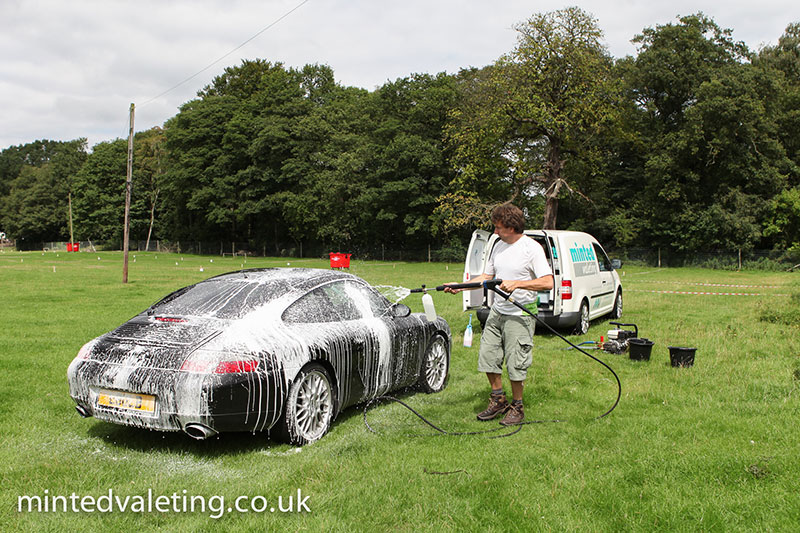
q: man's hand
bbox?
[499,279,522,293]
[443,274,491,294]
[442,282,464,294]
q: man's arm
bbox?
[499,275,554,294]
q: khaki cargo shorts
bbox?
[478,308,535,381]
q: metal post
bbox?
[122,103,134,283]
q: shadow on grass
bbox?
[84,404,366,457]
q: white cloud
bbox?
[0,0,796,150]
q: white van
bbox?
[463,229,623,335]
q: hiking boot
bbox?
[500,401,524,426]
[477,393,510,421]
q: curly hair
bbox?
[490,203,525,234]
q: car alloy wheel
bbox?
[284,364,333,445]
[418,335,448,393]
[573,300,590,336]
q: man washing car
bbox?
[444,203,553,425]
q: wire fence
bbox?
[10,240,800,271]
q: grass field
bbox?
[2,250,799,531]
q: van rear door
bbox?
[463,230,491,311]
[591,242,616,316]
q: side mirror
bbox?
[611,259,622,270]
[391,303,411,318]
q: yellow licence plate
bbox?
[96,389,156,414]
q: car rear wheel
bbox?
[417,335,449,393]
[611,289,623,319]
[572,300,590,336]
[280,363,334,445]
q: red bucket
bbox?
[329,252,351,269]
[72,242,80,252]
[67,242,73,252]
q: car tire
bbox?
[572,300,590,336]
[611,289,623,319]
[279,363,334,445]
[417,335,449,393]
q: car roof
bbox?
[206,267,364,292]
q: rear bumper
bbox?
[67,358,284,434]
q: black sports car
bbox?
[67,268,450,444]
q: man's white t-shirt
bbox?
[484,235,553,316]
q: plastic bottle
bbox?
[463,314,473,347]
[422,291,437,322]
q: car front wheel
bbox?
[572,300,590,336]
[280,363,334,445]
[417,335,449,393]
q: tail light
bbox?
[561,280,573,300]
[76,340,97,360]
[180,351,260,374]
[214,360,259,373]
[154,316,186,323]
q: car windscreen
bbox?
[148,279,290,319]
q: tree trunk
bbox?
[542,141,564,230]
[145,188,158,252]
[543,196,558,229]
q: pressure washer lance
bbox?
[406,278,621,421]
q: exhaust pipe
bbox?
[183,423,218,440]
[75,405,92,418]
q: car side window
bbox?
[321,282,363,321]
[282,281,391,323]
[592,243,613,272]
[282,288,341,323]
[345,282,392,318]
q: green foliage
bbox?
[442,7,619,232]
[0,139,87,244]
[3,12,800,260]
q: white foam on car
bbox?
[67,268,447,444]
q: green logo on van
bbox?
[569,244,596,263]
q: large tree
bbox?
[620,14,792,252]
[443,7,618,230]
[0,139,87,245]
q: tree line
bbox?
[1,9,798,261]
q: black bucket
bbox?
[669,346,696,367]
[628,338,654,361]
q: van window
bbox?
[592,243,614,272]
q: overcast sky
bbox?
[0,0,796,151]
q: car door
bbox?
[282,284,366,408]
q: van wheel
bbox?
[572,300,590,335]
[611,289,623,319]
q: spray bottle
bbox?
[463,314,473,348]
[421,286,437,322]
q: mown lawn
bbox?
[1,250,799,531]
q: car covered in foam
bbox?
[67,268,450,444]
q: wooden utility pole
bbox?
[123,103,134,283]
[67,191,74,246]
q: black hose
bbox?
[363,283,622,437]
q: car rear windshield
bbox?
[149,279,290,319]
